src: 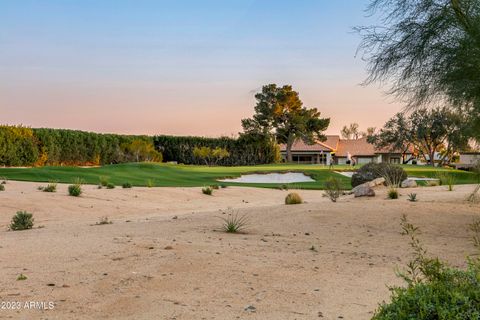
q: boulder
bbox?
[353,184,376,197]
[401,179,417,188]
[367,177,385,188]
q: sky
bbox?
[0,0,404,137]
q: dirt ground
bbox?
[0,181,478,320]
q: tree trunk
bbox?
[429,150,436,167]
[286,139,294,163]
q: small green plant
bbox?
[106,183,115,189]
[387,188,399,199]
[279,184,289,191]
[99,176,109,187]
[210,185,220,190]
[0,177,7,184]
[309,245,317,252]
[0,184,4,191]
[407,193,417,202]
[220,212,248,233]
[96,216,113,225]
[285,192,303,205]
[220,184,227,189]
[68,184,82,197]
[17,274,27,281]
[146,179,154,188]
[436,172,456,191]
[10,211,34,231]
[202,186,213,195]
[324,177,342,202]
[43,182,57,193]
[122,182,132,188]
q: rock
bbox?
[353,185,375,197]
[244,305,256,312]
[368,177,385,187]
[401,179,417,188]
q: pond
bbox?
[218,172,315,184]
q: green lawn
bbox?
[0,163,477,190]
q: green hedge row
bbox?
[154,133,280,166]
[0,125,155,166]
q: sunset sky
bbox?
[1,0,403,137]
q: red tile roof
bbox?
[280,135,339,152]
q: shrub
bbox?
[106,183,115,189]
[96,216,112,225]
[372,215,480,319]
[324,177,342,202]
[388,188,399,199]
[146,179,154,188]
[68,184,82,197]
[122,182,132,188]
[436,172,456,191]
[202,186,213,195]
[220,184,227,189]
[99,176,109,187]
[220,212,249,233]
[0,184,4,191]
[351,163,407,187]
[10,211,34,231]
[407,193,417,202]
[17,274,27,281]
[43,182,57,192]
[285,192,303,205]
[426,180,440,187]
[211,185,220,190]
[0,177,7,184]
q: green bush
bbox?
[0,184,4,191]
[388,188,399,199]
[324,177,342,202]
[146,179,154,188]
[42,182,57,192]
[10,211,34,231]
[68,184,82,197]
[285,192,303,205]
[122,182,132,188]
[351,163,407,187]
[436,172,456,191]
[407,193,417,202]
[202,186,213,195]
[106,183,115,189]
[372,215,480,319]
[99,176,109,187]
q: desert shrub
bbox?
[42,182,57,192]
[202,186,213,195]
[210,185,220,190]
[0,177,7,184]
[372,215,480,319]
[10,211,34,231]
[220,212,249,233]
[426,180,440,187]
[388,188,399,199]
[146,179,154,188]
[96,216,112,225]
[106,183,115,189]
[351,163,407,187]
[99,176,109,187]
[17,274,27,281]
[285,192,303,205]
[220,184,227,188]
[436,172,456,191]
[0,184,4,191]
[407,193,417,202]
[324,177,342,202]
[68,183,82,197]
[122,182,132,188]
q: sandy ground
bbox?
[0,182,479,320]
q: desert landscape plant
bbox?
[17,274,27,281]
[285,192,302,205]
[99,176,109,187]
[220,212,249,233]
[202,186,213,195]
[122,182,132,188]
[387,188,399,199]
[10,211,34,231]
[43,182,57,192]
[146,179,154,188]
[96,216,113,225]
[324,177,342,202]
[106,183,115,189]
[351,163,407,187]
[372,215,480,319]
[436,172,456,191]
[407,193,417,202]
[68,178,83,197]
[0,184,4,191]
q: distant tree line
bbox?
[154,134,280,166]
[0,125,161,166]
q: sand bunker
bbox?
[219,172,315,183]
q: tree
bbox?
[356,0,480,140]
[242,84,330,162]
[193,146,230,166]
[369,108,470,166]
[122,140,162,162]
[341,123,360,139]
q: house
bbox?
[454,151,480,170]
[280,135,413,165]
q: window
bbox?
[389,157,401,164]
